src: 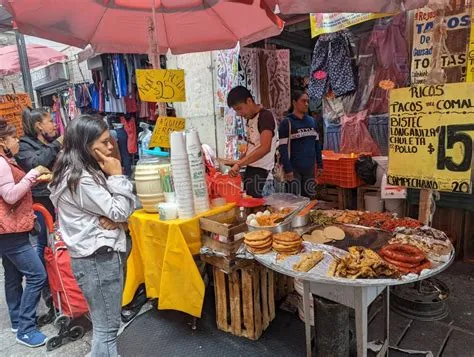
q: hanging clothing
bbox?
[365,14,409,115]
[368,114,389,156]
[113,54,128,98]
[308,30,357,101]
[52,99,65,135]
[67,87,80,120]
[368,14,409,74]
[104,80,126,113]
[89,83,100,111]
[120,116,138,154]
[124,86,138,113]
[138,100,149,119]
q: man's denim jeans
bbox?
[71,250,124,357]
[2,238,47,334]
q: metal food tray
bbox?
[252,241,455,287]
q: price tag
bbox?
[149,116,186,148]
[387,83,474,193]
[136,69,186,103]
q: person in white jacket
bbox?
[49,115,135,357]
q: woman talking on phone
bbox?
[49,114,135,357]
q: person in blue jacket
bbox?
[278,91,323,199]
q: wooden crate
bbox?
[201,254,252,274]
[275,273,294,302]
[316,185,353,210]
[200,207,247,242]
[213,263,275,340]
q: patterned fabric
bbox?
[259,49,291,123]
[366,14,409,115]
[350,31,377,113]
[238,48,260,103]
[216,44,240,108]
[368,114,389,156]
[323,122,341,152]
[308,30,357,101]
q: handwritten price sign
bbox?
[387,83,474,193]
[149,116,186,148]
[0,94,32,136]
[136,69,186,103]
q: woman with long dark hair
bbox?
[278,91,324,199]
[16,108,63,313]
[49,114,135,357]
[0,118,49,347]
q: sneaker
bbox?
[16,330,47,348]
[11,327,18,333]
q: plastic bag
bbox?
[340,110,381,155]
[138,122,153,159]
[356,155,378,185]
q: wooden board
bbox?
[200,207,247,240]
[202,235,244,256]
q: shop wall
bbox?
[167,51,225,157]
[61,46,93,84]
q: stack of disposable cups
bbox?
[170,131,195,219]
[186,130,210,214]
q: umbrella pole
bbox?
[14,31,34,104]
[148,1,167,117]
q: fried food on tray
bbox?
[293,251,324,272]
[335,210,363,224]
[255,213,285,227]
[273,232,302,255]
[244,230,273,254]
[328,246,400,279]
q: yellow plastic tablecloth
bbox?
[122,203,235,318]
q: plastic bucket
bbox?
[364,192,384,212]
[384,199,405,217]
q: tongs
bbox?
[273,203,307,225]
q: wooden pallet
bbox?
[316,185,353,210]
[213,263,275,340]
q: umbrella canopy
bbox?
[267,0,428,13]
[2,0,284,55]
[0,43,68,76]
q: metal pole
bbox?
[14,31,34,102]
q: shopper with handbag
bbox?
[278,91,323,199]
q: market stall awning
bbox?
[1,0,284,54]
[266,0,427,13]
[0,43,67,76]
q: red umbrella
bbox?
[266,0,427,13]
[0,43,68,76]
[2,0,284,54]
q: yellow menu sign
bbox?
[310,13,393,38]
[387,83,474,193]
[149,116,186,148]
[136,69,186,102]
[467,4,474,82]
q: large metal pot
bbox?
[291,213,309,228]
[247,220,292,234]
